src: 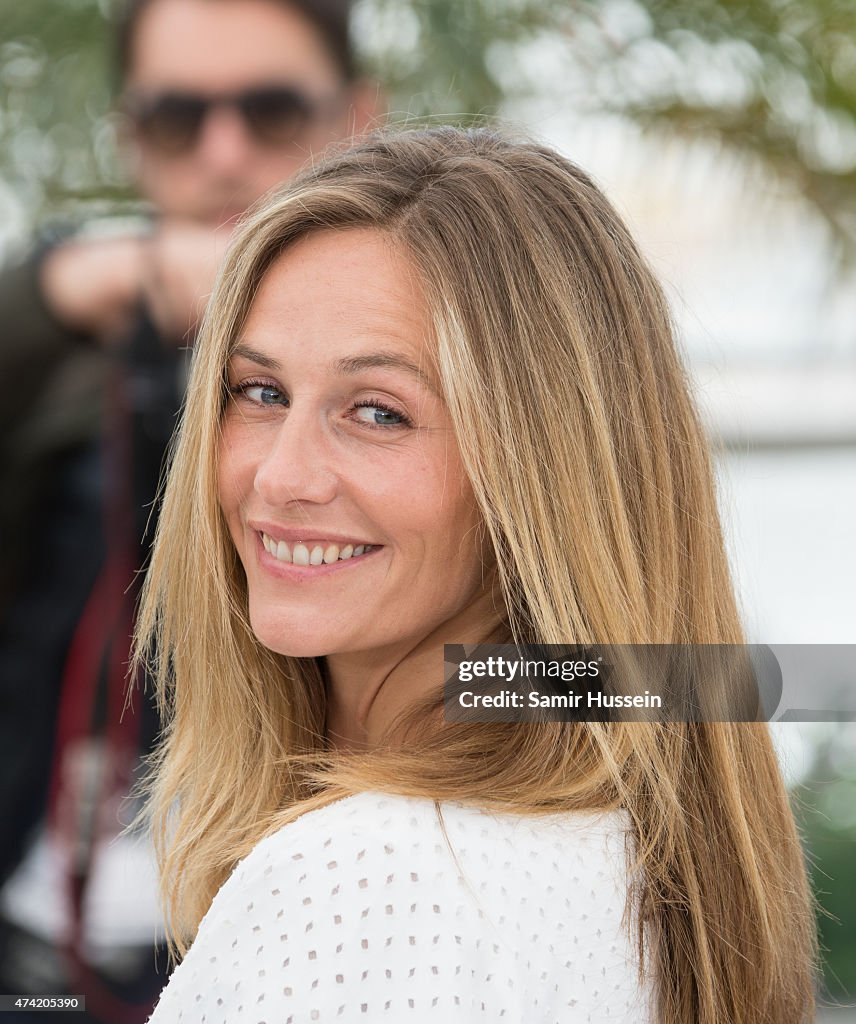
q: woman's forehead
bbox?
[231,228,439,380]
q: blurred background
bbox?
[1,0,854,1017]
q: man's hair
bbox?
[115,0,356,84]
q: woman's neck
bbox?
[323,588,505,751]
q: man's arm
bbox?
[39,235,147,341]
[0,223,233,436]
[40,223,235,343]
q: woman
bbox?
[138,126,817,1022]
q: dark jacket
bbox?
[0,246,176,886]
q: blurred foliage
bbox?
[357,0,856,257]
[794,724,856,1002]
[0,0,130,230]
[1,0,855,256]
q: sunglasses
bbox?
[125,85,341,153]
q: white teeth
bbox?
[261,533,374,566]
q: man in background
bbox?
[0,2,379,1019]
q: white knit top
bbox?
[146,791,652,1023]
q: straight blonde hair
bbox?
[135,126,817,1023]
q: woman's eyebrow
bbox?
[230,344,438,395]
[230,343,281,370]
[336,352,437,393]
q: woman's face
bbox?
[218,227,489,660]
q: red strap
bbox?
[43,352,159,1023]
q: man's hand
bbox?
[140,221,236,341]
[40,221,235,346]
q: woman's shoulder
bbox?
[238,788,631,867]
[245,788,630,852]
[209,790,638,957]
[148,793,649,1022]
[218,790,635,920]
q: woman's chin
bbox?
[255,633,332,659]
[249,618,343,660]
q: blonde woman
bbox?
[138,127,817,1023]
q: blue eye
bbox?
[354,405,401,426]
[352,400,411,428]
[350,399,413,428]
[234,382,287,406]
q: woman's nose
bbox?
[252,406,339,509]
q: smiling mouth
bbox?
[261,533,379,567]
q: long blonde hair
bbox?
[135,126,817,1022]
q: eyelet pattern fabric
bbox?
[147,791,652,1022]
